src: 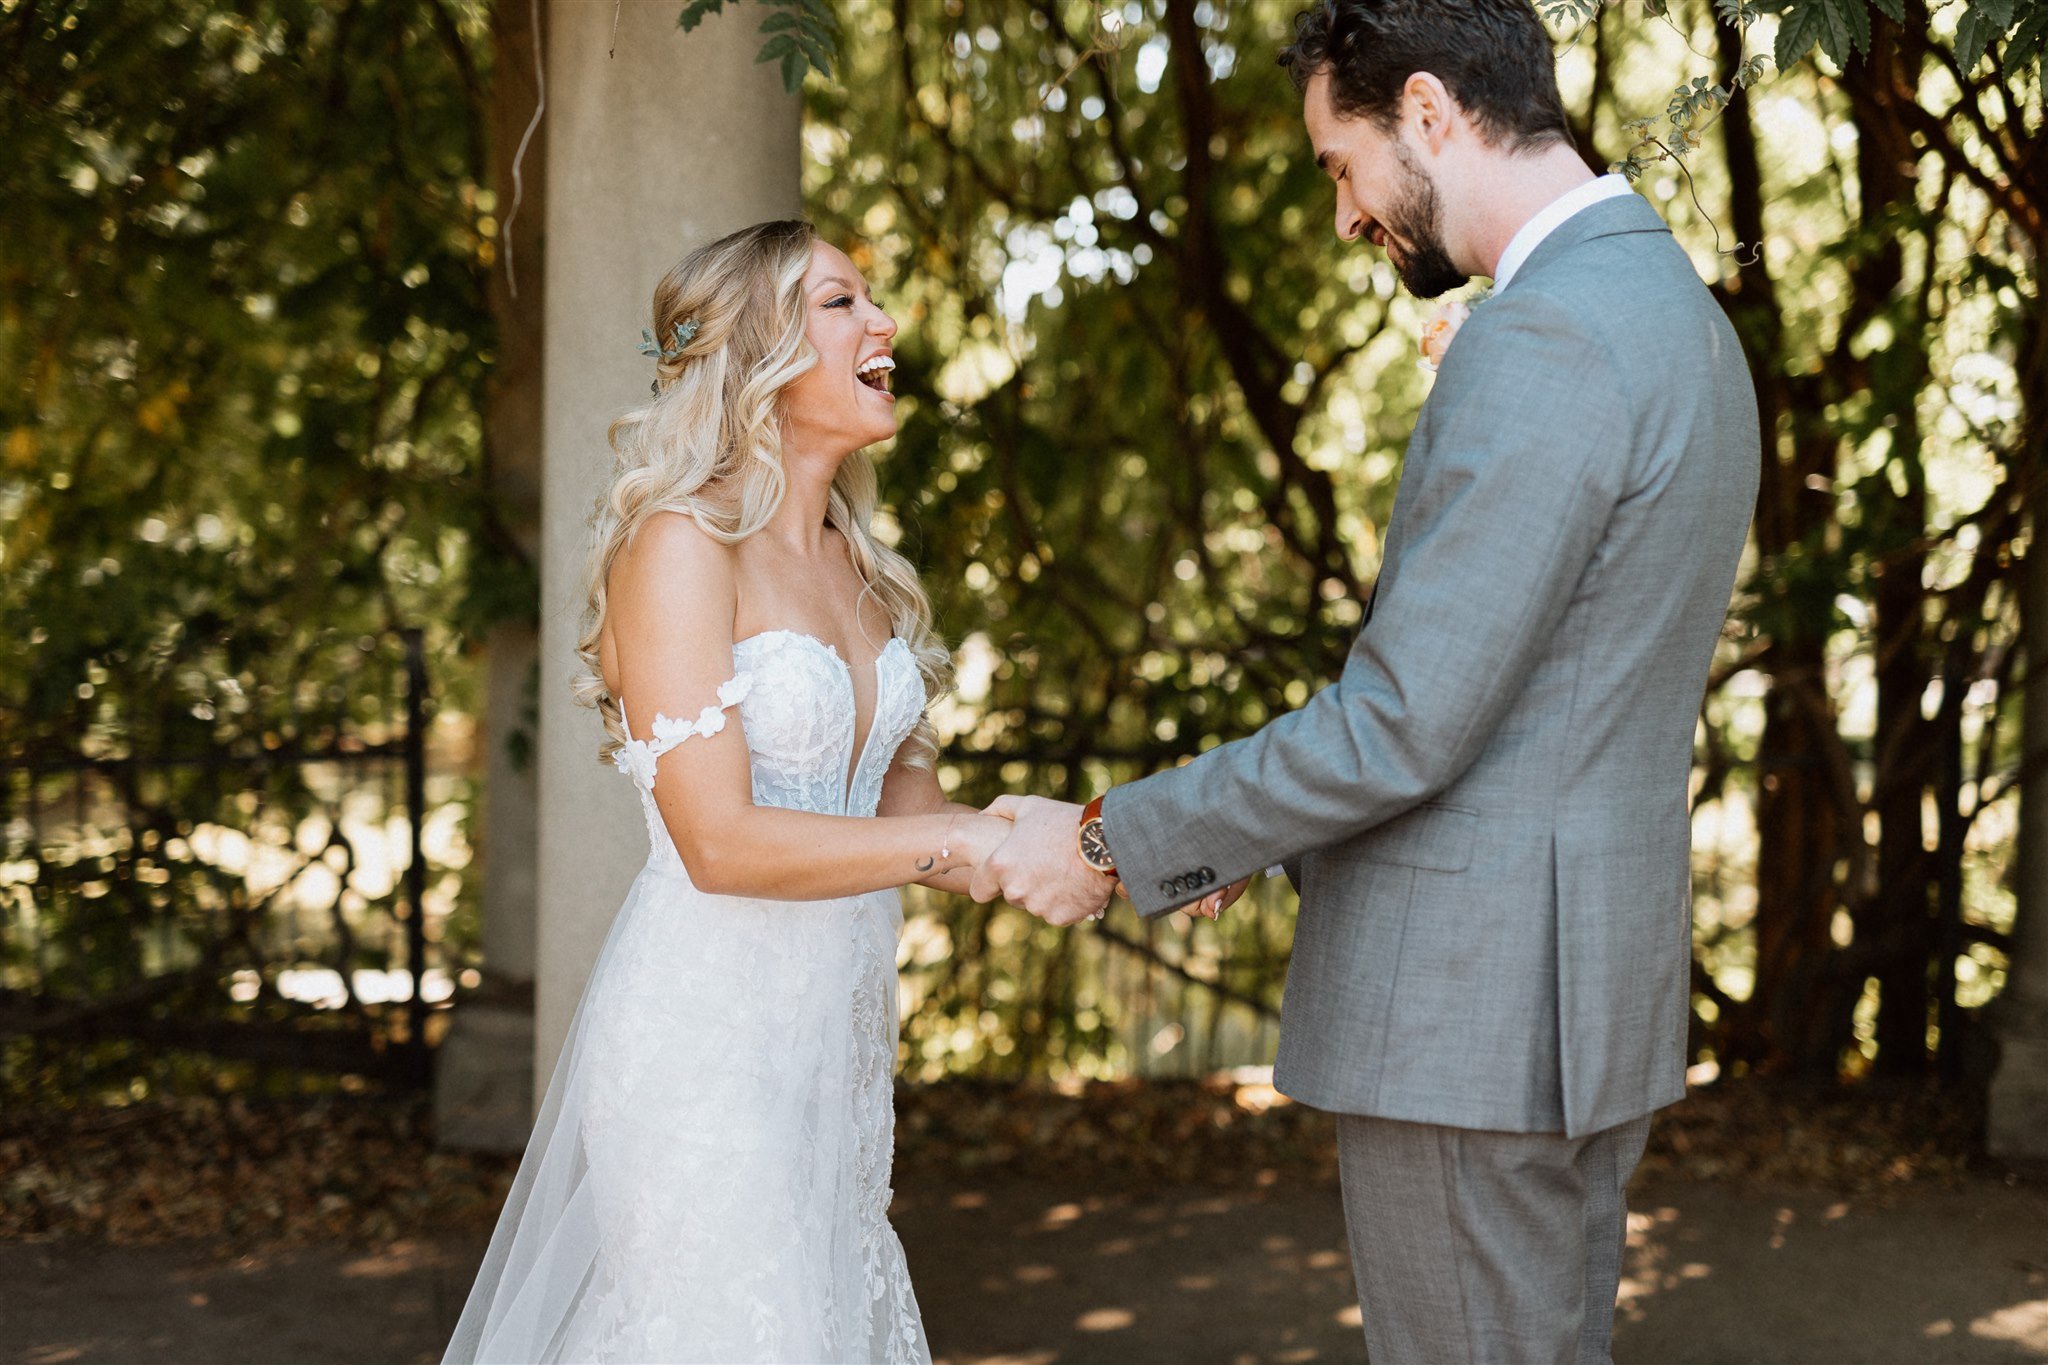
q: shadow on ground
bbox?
[6,1172,2045,1364]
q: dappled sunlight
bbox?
[1037,1201,1085,1229]
[1614,1181,2048,1362]
[898,1173,1362,1364]
[1969,1298,2048,1349]
[339,1239,451,1280]
[3,1234,484,1365]
[9,1162,2041,1364]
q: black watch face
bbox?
[1079,818,1114,871]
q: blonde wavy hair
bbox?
[574,219,951,768]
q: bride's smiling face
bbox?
[782,240,898,455]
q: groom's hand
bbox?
[968,795,1115,926]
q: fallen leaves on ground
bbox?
[1635,1077,1984,1193]
[0,1076,1988,1252]
[0,1095,517,1251]
[896,1075,1342,1188]
[897,1074,1988,1198]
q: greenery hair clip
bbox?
[637,319,700,362]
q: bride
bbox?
[445,218,1014,1364]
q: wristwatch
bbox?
[1077,794,1117,875]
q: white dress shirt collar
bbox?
[1489,173,1635,292]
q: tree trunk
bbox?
[1992,168,2048,1155]
[477,0,547,995]
[1842,30,1936,1077]
[1715,20,1848,1074]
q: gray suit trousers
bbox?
[1335,1112,1652,1365]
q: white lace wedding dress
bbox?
[445,629,932,1364]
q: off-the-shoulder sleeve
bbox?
[611,672,753,793]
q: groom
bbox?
[973,1,1759,1360]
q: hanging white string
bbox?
[501,0,546,300]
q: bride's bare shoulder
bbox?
[609,508,733,600]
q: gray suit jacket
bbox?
[1102,194,1758,1138]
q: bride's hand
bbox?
[946,812,1015,873]
[1186,874,1251,921]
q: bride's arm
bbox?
[876,758,985,895]
[611,512,1006,900]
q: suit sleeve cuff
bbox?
[1102,784,1218,919]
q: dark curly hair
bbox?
[1278,0,1572,153]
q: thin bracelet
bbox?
[915,817,959,877]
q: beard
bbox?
[1381,144,1468,299]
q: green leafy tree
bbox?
[805,0,2041,1083]
[6,0,2039,1100]
[0,0,502,1099]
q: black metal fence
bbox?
[0,630,459,1103]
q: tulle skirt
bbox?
[444,863,930,1364]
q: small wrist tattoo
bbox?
[914,854,936,874]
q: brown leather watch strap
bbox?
[1078,794,1116,876]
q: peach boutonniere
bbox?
[1418,287,1492,373]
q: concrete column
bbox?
[534,0,801,1091]
[1992,515,2048,1162]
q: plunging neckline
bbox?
[733,629,908,808]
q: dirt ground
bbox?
[7,1167,2045,1365]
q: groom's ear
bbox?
[1400,72,1458,155]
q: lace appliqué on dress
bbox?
[446,635,930,1364]
[611,673,755,793]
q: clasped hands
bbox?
[964,795,1250,927]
